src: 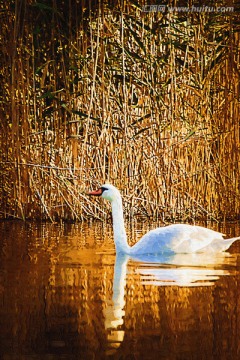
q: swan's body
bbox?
[89,184,240,255]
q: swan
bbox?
[88,184,240,255]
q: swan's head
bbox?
[88,184,121,203]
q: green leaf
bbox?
[32,2,54,11]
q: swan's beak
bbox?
[88,188,103,196]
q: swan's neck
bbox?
[111,196,130,254]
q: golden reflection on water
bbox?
[0,221,240,359]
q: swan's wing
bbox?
[198,236,240,253]
[131,224,225,254]
[170,225,224,253]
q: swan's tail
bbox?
[215,236,240,252]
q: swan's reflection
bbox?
[132,252,237,287]
[104,253,128,354]
[104,253,128,329]
[104,251,236,352]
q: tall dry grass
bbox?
[0,0,239,221]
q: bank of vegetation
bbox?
[0,0,239,222]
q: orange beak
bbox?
[88,188,103,196]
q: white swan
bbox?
[89,184,240,254]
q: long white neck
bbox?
[111,196,131,254]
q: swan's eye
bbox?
[101,186,108,193]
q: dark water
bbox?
[0,220,240,360]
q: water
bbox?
[0,220,240,360]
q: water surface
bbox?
[0,221,240,359]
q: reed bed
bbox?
[0,0,239,222]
